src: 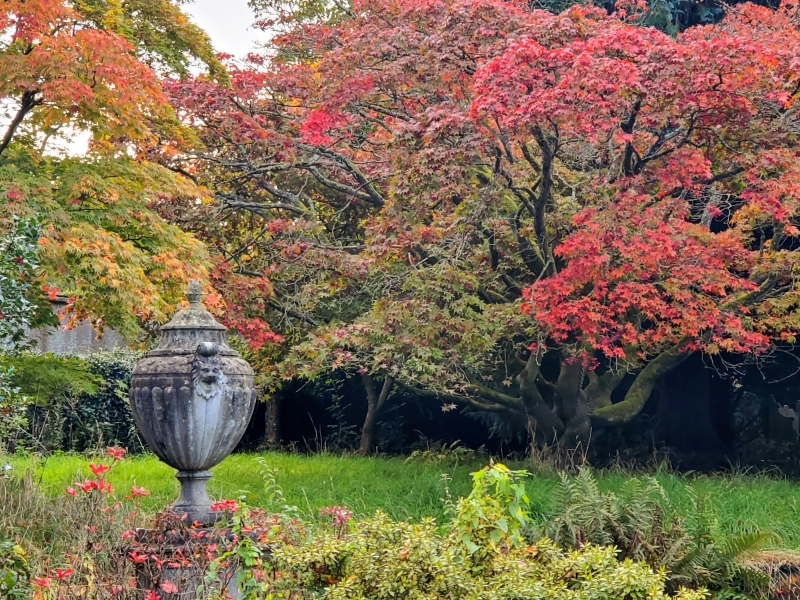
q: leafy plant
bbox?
[0,353,100,451]
[0,216,49,348]
[0,541,30,600]
[451,463,531,561]
[541,469,772,598]
[0,367,29,450]
[406,440,478,467]
[60,349,143,452]
[266,510,707,600]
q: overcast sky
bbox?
[183,0,268,58]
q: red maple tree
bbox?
[163,0,800,450]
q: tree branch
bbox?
[0,90,42,158]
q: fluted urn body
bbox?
[129,281,256,524]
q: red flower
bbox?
[145,591,161,600]
[210,499,238,513]
[97,479,112,494]
[32,576,51,587]
[129,551,149,564]
[160,580,179,593]
[122,529,138,540]
[76,480,98,493]
[52,568,73,580]
[106,447,126,461]
[65,487,76,496]
[89,462,110,476]
[131,485,150,497]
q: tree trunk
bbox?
[556,356,592,447]
[517,352,565,446]
[592,338,693,425]
[265,393,282,448]
[358,374,393,455]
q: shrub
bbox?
[0,541,30,600]
[263,511,706,600]
[3,349,142,452]
[60,349,143,452]
[0,353,99,451]
[0,366,29,452]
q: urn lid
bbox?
[146,280,235,356]
[161,280,226,332]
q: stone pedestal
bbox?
[130,528,239,600]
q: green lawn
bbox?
[7,451,800,548]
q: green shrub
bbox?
[262,511,706,600]
[60,349,143,452]
[0,367,29,451]
[209,464,708,600]
[2,349,142,452]
[451,462,531,562]
[0,353,99,451]
[0,542,30,600]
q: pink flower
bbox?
[65,487,76,496]
[129,551,149,564]
[131,485,150,497]
[76,480,98,493]
[160,580,179,593]
[32,576,51,587]
[106,447,126,461]
[145,591,161,600]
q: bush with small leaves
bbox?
[0,542,30,600]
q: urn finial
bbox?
[186,279,203,305]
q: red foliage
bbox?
[162,0,800,437]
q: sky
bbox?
[183,0,268,58]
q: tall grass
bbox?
[5,452,800,548]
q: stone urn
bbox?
[129,281,256,524]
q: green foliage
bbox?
[0,353,100,451]
[452,463,531,560]
[405,441,478,467]
[541,469,772,599]
[0,367,30,450]
[0,216,46,347]
[0,542,30,600]
[60,349,143,452]
[266,510,706,600]
[0,353,100,406]
[0,349,142,452]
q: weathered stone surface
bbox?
[25,297,126,355]
[130,281,255,524]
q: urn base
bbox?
[172,470,217,525]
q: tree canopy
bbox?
[165,0,800,451]
[0,0,225,339]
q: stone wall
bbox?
[26,298,126,356]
